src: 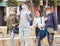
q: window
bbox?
[57,6,60,24]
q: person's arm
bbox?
[53,13,58,31]
[26,10,32,21]
[44,17,48,21]
[16,12,20,21]
[33,18,37,28]
[14,16,19,27]
[7,18,10,27]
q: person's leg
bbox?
[19,28,24,46]
[47,31,54,46]
[38,38,41,46]
[35,27,40,39]
[24,28,30,46]
[9,31,15,46]
[37,31,41,46]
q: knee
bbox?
[10,37,14,40]
[19,36,24,41]
[49,39,53,42]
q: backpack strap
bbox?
[40,17,42,24]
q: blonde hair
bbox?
[45,6,50,11]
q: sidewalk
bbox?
[0,26,60,46]
[42,36,60,46]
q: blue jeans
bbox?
[19,28,30,46]
[35,27,41,46]
[9,30,15,46]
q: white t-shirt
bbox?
[33,17,45,30]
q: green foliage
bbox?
[7,0,19,6]
[43,0,56,6]
[48,0,56,6]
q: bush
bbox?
[7,0,19,6]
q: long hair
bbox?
[38,10,43,17]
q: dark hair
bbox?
[21,2,27,5]
[38,10,43,17]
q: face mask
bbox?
[46,11,51,15]
[46,10,51,15]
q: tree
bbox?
[48,0,56,6]
[7,0,19,6]
[43,0,56,6]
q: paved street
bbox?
[42,36,60,46]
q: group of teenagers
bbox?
[7,2,58,46]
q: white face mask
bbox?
[46,10,51,15]
[46,11,51,15]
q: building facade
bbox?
[0,0,7,26]
[57,0,60,25]
[0,0,60,26]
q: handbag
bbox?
[40,17,46,40]
[40,28,46,40]
[13,26,19,34]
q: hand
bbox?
[45,17,48,21]
[54,31,58,34]
[12,24,15,26]
[33,25,36,28]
